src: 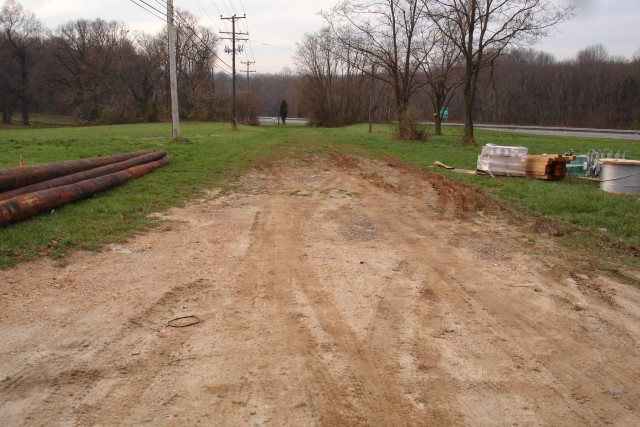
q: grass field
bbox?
[1,121,638,269]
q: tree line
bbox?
[294,0,640,140]
[2,0,639,139]
[294,34,640,133]
[0,0,302,127]
[293,0,579,142]
[1,0,245,125]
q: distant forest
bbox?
[2,0,639,130]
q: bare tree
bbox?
[420,30,463,135]
[130,32,168,122]
[324,0,432,139]
[174,9,220,120]
[425,0,574,143]
[48,19,132,121]
[0,0,43,124]
[295,27,370,126]
[295,28,342,125]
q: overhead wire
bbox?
[174,9,233,74]
[129,0,166,22]
[223,0,237,16]
[132,0,301,75]
[244,31,256,67]
[250,39,294,52]
[228,0,255,67]
[176,3,234,75]
[205,0,224,15]
[150,0,170,16]
[213,0,234,18]
[128,0,232,75]
[192,0,224,32]
[174,0,256,69]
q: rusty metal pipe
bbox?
[0,150,154,192]
[0,157,171,226]
[0,151,167,202]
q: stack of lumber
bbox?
[525,154,576,180]
[0,151,170,226]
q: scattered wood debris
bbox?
[432,161,477,175]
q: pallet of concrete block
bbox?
[476,144,528,177]
[525,154,576,180]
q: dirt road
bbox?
[1,151,639,426]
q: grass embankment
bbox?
[0,122,289,267]
[338,125,640,237]
[1,122,638,270]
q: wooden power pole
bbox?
[221,15,247,130]
[167,0,181,138]
[241,60,256,91]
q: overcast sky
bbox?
[14,0,640,73]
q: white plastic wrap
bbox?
[477,144,528,177]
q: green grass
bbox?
[1,122,639,270]
[333,124,640,247]
[0,122,288,266]
[327,124,640,270]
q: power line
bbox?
[192,0,222,33]
[223,0,237,16]
[241,60,256,91]
[220,14,248,130]
[151,0,168,10]
[143,0,255,67]
[174,9,232,74]
[129,0,231,75]
[215,0,234,18]
[238,15,255,63]
[129,0,166,22]
[152,1,232,74]
[249,39,294,52]
[131,0,254,77]
[205,0,224,16]
[133,0,167,19]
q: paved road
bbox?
[258,117,640,141]
[473,124,640,141]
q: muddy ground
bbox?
[1,152,639,426]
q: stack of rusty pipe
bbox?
[0,150,171,226]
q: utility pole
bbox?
[220,15,247,131]
[167,0,181,138]
[241,60,256,91]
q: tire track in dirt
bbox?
[2,151,639,426]
[217,158,443,425]
[192,162,357,426]
[3,278,217,425]
[343,154,640,425]
[75,279,216,424]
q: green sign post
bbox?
[439,107,449,119]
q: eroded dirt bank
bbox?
[1,152,639,426]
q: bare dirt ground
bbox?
[1,150,640,426]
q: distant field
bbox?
[2,113,77,129]
[1,122,638,269]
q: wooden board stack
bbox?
[525,155,576,180]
